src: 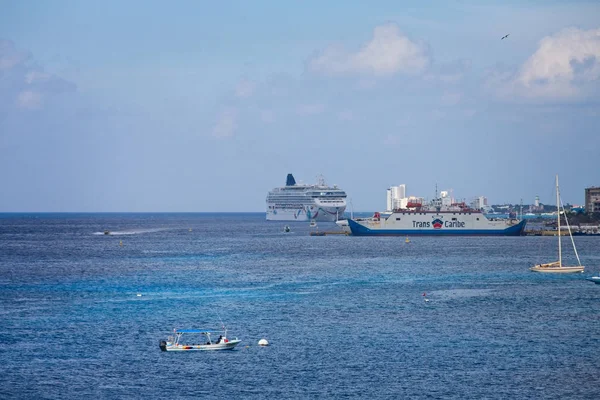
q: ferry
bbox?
[266,174,347,222]
[346,198,526,236]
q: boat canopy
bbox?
[175,329,220,334]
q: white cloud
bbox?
[355,79,378,90]
[308,23,430,76]
[235,78,256,98]
[25,71,51,84]
[296,103,326,116]
[383,134,400,145]
[488,27,600,100]
[440,92,462,106]
[519,28,600,87]
[1,40,76,111]
[0,39,28,70]
[16,90,43,109]
[424,59,472,84]
[337,110,354,121]
[463,109,477,118]
[260,109,276,124]
[212,108,238,138]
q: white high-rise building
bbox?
[397,184,406,200]
[472,196,488,210]
[387,184,408,211]
[391,186,403,210]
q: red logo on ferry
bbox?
[432,218,443,229]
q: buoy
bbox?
[258,339,269,346]
[405,236,410,243]
[119,240,123,247]
[189,228,192,232]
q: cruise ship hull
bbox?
[266,205,346,222]
[348,214,526,236]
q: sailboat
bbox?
[530,175,584,273]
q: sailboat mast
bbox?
[556,175,561,267]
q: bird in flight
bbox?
[501,34,510,40]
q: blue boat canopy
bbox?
[175,329,219,334]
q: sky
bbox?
[1,0,599,212]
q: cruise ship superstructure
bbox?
[266,174,347,222]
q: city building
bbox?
[478,196,487,209]
[470,196,487,210]
[386,184,406,211]
[585,186,600,213]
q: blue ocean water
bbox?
[1,213,599,399]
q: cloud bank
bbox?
[308,24,430,76]
[212,108,238,138]
[488,27,600,101]
[0,39,76,111]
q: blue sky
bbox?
[1,0,599,211]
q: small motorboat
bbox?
[104,230,110,235]
[159,328,241,351]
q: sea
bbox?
[1,213,599,399]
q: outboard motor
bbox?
[159,340,167,351]
[286,174,296,186]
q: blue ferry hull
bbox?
[348,219,527,236]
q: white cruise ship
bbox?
[266,174,347,221]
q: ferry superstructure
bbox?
[346,198,526,236]
[266,174,347,222]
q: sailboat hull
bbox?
[529,265,585,273]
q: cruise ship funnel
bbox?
[286,174,296,186]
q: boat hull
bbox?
[266,205,346,222]
[161,340,241,351]
[530,266,585,273]
[347,216,526,236]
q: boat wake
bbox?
[429,288,495,300]
[93,228,168,236]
